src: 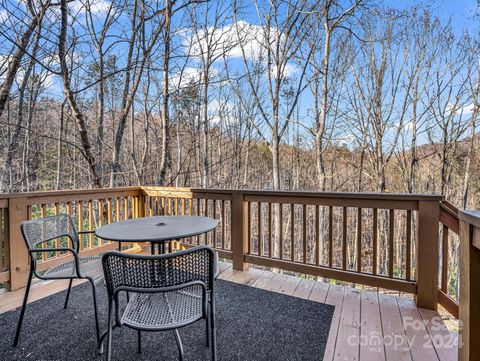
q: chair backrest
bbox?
[20,214,80,251]
[102,246,215,298]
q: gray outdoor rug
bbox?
[0,279,334,360]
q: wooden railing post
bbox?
[415,200,440,310]
[231,192,248,271]
[458,210,480,361]
[8,198,29,291]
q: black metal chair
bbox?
[13,214,104,348]
[102,245,217,361]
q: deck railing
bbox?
[0,186,453,312]
[439,200,460,318]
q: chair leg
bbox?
[13,267,33,347]
[173,329,184,361]
[88,279,101,346]
[106,301,113,361]
[64,278,73,309]
[205,315,210,347]
[137,330,142,354]
[210,299,217,361]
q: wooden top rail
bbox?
[440,200,460,234]
[141,186,444,201]
[0,187,142,204]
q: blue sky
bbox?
[386,0,480,32]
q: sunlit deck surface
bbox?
[0,261,457,361]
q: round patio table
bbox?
[95,215,218,254]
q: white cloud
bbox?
[0,9,8,24]
[271,63,299,79]
[208,99,237,125]
[70,0,111,15]
[183,20,264,61]
[169,66,220,91]
[446,102,475,116]
[182,20,299,81]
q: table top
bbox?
[95,215,218,242]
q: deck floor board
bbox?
[0,261,457,361]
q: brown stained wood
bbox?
[291,204,295,262]
[98,200,104,228]
[250,269,276,289]
[0,270,10,283]
[442,224,448,292]
[264,273,288,292]
[222,200,226,250]
[247,202,251,254]
[342,207,347,270]
[418,307,458,361]
[227,267,264,286]
[124,197,129,220]
[88,200,93,248]
[293,278,315,299]
[438,289,459,319]
[397,297,439,361]
[0,208,9,276]
[2,186,440,202]
[218,267,238,281]
[389,209,394,278]
[315,205,320,266]
[357,207,362,273]
[54,203,60,257]
[440,202,460,235]
[406,210,411,281]
[359,291,385,361]
[0,256,457,361]
[7,198,29,290]
[41,204,47,261]
[308,280,329,303]
[280,204,284,260]
[245,255,416,293]
[107,199,112,224]
[323,286,345,361]
[231,193,248,271]
[268,203,272,258]
[416,201,440,310]
[303,204,307,263]
[458,214,480,361]
[115,198,120,222]
[373,208,378,276]
[213,199,217,248]
[243,194,420,211]
[329,205,333,268]
[204,197,208,219]
[77,201,84,252]
[4,189,141,206]
[379,293,413,361]
[277,274,301,295]
[258,202,263,256]
[333,287,361,361]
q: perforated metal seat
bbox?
[122,285,204,330]
[102,246,217,361]
[44,255,104,282]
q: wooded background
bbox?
[0,0,479,211]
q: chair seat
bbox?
[121,285,205,331]
[44,256,104,282]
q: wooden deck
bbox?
[0,261,458,361]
